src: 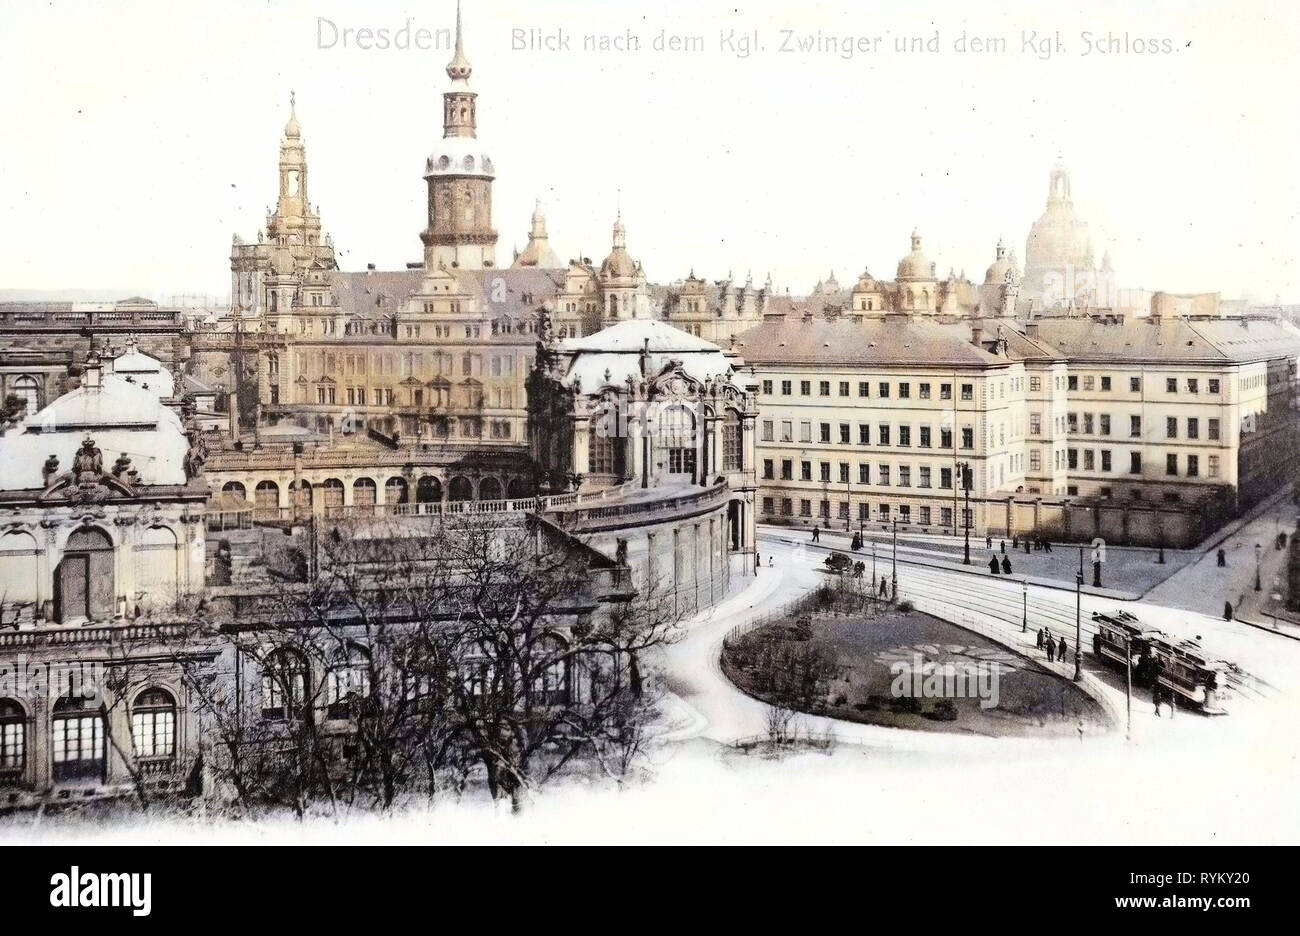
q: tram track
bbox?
[779,538,1272,703]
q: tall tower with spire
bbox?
[267,92,323,248]
[421,2,497,270]
[231,93,336,325]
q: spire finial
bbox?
[284,91,302,139]
[446,0,472,81]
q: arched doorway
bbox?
[254,480,280,519]
[290,479,312,512]
[449,476,474,502]
[322,478,345,513]
[385,477,409,507]
[507,477,528,499]
[56,527,114,623]
[353,478,377,515]
[416,475,443,504]
[728,500,743,552]
[135,526,179,608]
[0,530,39,605]
[478,477,503,501]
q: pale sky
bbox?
[1,0,1298,304]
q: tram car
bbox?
[1090,611,1162,684]
[1146,634,1231,715]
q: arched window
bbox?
[353,477,377,514]
[532,635,570,706]
[416,475,442,504]
[131,688,176,761]
[448,476,473,502]
[261,649,309,721]
[385,476,409,506]
[321,478,345,511]
[660,406,697,478]
[589,427,615,475]
[52,696,105,782]
[327,645,371,719]
[0,699,25,780]
[11,375,40,416]
[478,477,502,501]
[722,408,743,472]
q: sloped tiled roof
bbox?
[734,319,1005,367]
[1031,317,1300,364]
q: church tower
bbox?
[421,2,497,270]
[267,92,323,248]
[230,93,336,324]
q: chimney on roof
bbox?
[971,321,986,348]
[367,263,376,273]
[1025,322,1040,341]
[83,350,103,391]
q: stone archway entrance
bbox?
[56,527,114,623]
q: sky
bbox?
[1,0,1298,305]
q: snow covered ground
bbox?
[7,530,1300,845]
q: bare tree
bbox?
[161,512,683,815]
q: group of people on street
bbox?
[988,553,1013,575]
[1036,627,1067,664]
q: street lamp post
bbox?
[872,539,878,604]
[960,462,972,565]
[845,474,851,532]
[1022,578,1028,632]
[1124,632,1133,741]
[1074,545,1083,682]
[1255,542,1263,592]
[891,518,900,601]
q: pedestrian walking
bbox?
[768,556,774,568]
[812,525,820,543]
[1001,555,1012,575]
[879,577,888,597]
[1217,548,1226,567]
[1224,600,1234,621]
[1058,636,1068,663]
[1044,539,1053,553]
[1000,540,1006,554]
[1036,627,1044,649]
[1024,539,1031,555]
[989,555,1000,574]
[1046,639,1055,663]
[986,535,993,549]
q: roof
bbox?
[733,319,1006,368]
[558,319,735,392]
[562,318,724,354]
[0,374,189,489]
[1029,317,1300,364]
[331,267,566,321]
[107,345,176,398]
